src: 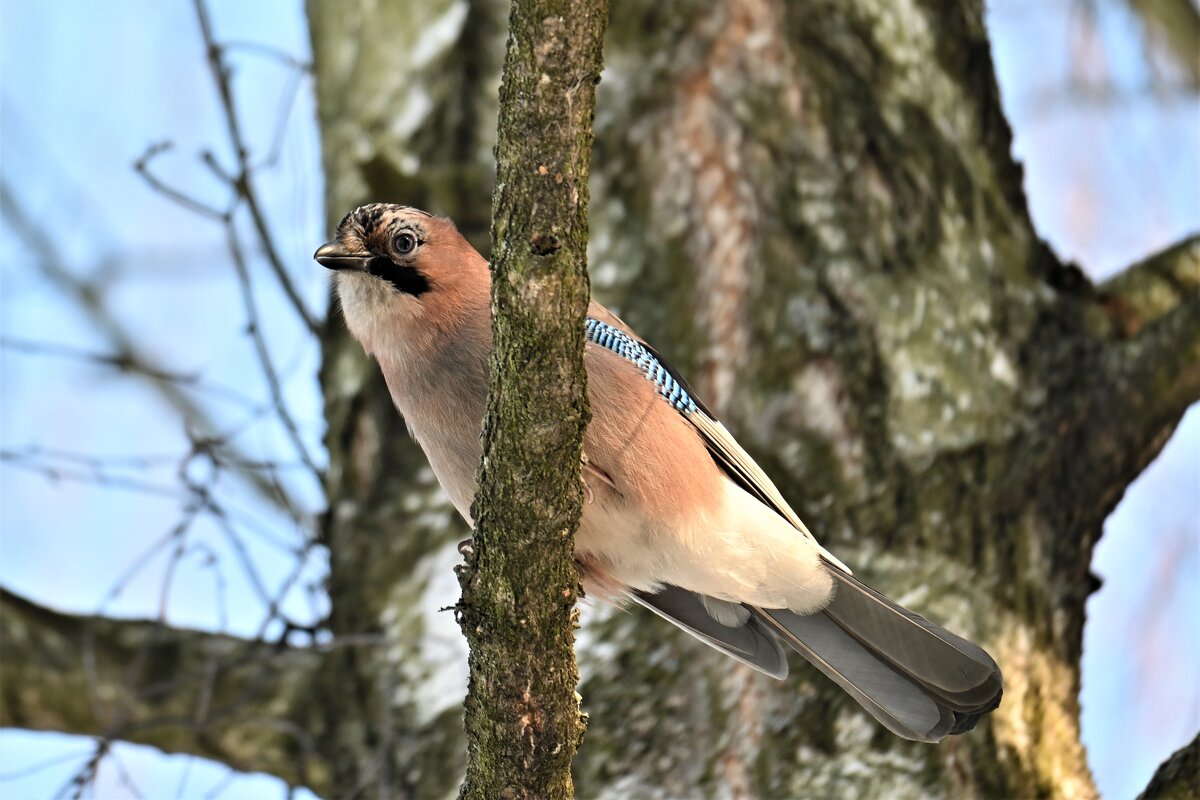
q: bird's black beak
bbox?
[314,241,372,271]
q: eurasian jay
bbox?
[315,203,1003,742]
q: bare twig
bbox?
[2,5,329,795]
[0,449,185,498]
[223,222,322,478]
[204,501,273,609]
[1,337,257,408]
[0,179,304,516]
[192,0,321,335]
[133,142,230,221]
[0,748,95,782]
[54,739,111,800]
[187,543,230,631]
[175,756,196,800]
[220,40,313,73]
[107,751,146,800]
[158,514,200,621]
[256,68,308,171]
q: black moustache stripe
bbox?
[368,256,431,297]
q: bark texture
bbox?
[3,1,1197,798]
[455,1,607,797]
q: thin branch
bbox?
[186,543,230,632]
[0,337,257,408]
[219,40,313,73]
[255,68,307,172]
[201,769,241,800]
[133,142,230,221]
[1050,235,1200,531]
[191,0,321,335]
[127,2,324,488]
[158,513,200,620]
[204,499,273,609]
[0,450,186,498]
[98,529,190,615]
[175,755,196,800]
[4,8,329,795]
[55,738,111,800]
[214,499,308,556]
[2,445,181,470]
[1,336,200,384]
[223,222,322,478]
[0,748,95,782]
[107,751,147,800]
[0,179,304,517]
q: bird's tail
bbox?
[753,564,1003,742]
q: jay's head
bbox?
[315,203,488,354]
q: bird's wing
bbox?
[629,587,789,678]
[585,303,851,575]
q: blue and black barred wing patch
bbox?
[585,318,701,415]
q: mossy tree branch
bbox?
[1100,234,1200,334]
[1136,732,1200,800]
[455,1,608,798]
[1097,270,1200,476]
[1048,235,1200,533]
[0,587,326,791]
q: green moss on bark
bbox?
[454,2,608,798]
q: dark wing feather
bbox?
[630,586,789,678]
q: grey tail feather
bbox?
[630,587,788,678]
[752,565,1003,743]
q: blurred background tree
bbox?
[1,0,1196,797]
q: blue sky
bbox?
[1,1,1197,797]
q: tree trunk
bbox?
[304,0,1198,796]
[455,0,607,797]
[302,1,504,793]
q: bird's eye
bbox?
[393,232,417,255]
